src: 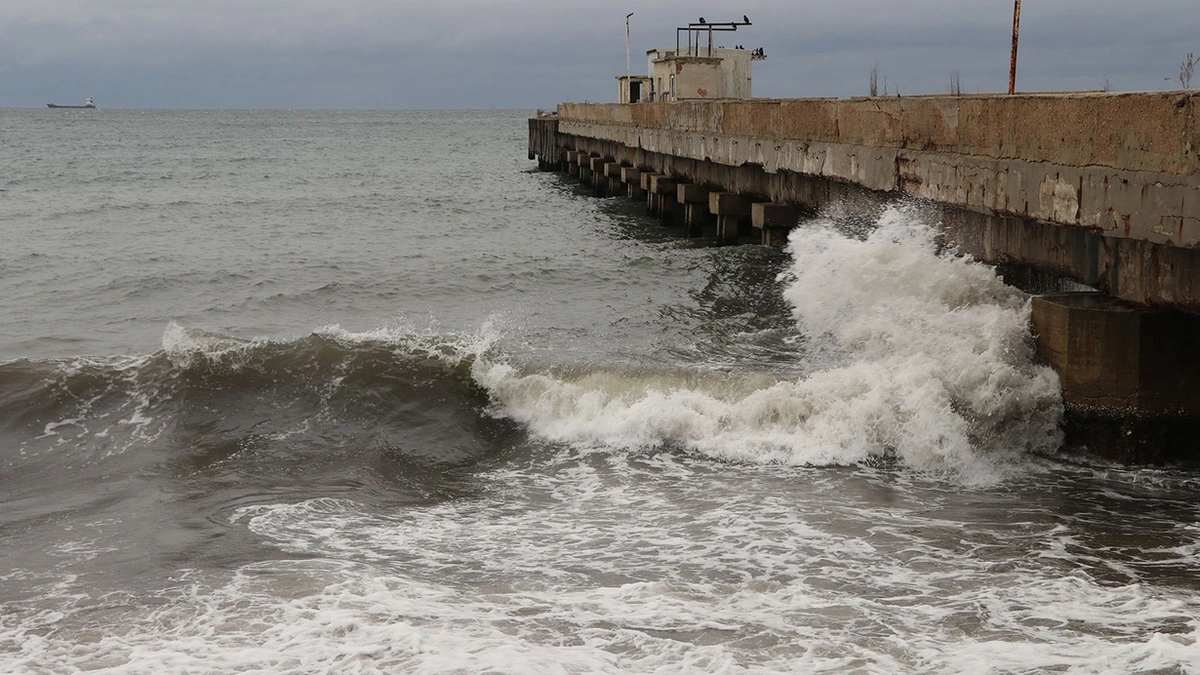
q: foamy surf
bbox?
[474,205,1063,483]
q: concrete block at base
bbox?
[710,192,751,216]
[678,183,710,204]
[1032,292,1200,461]
[604,162,624,178]
[752,203,804,229]
[649,175,678,195]
[589,156,607,172]
[621,167,642,184]
[640,172,660,191]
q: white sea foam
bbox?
[6,452,1196,675]
[473,205,1062,483]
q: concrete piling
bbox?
[603,163,625,198]
[752,203,803,247]
[709,192,751,245]
[588,157,608,196]
[622,167,645,199]
[639,172,661,213]
[1031,293,1200,462]
[649,175,679,225]
[677,183,714,237]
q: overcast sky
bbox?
[2,0,1196,109]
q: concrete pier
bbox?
[528,93,1200,462]
[534,92,1200,310]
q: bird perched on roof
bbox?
[743,15,751,24]
[699,17,706,24]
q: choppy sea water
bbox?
[1,108,1198,674]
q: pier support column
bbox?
[566,151,581,178]
[589,157,608,196]
[622,167,645,200]
[710,192,751,245]
[640,173,661,214]
[578,154,596,184]
[603,163,625,198]
[752,203,803,247]
[1032,292,1200,462]
[559,149,571,173]
[649,175,679,225]
[677,183,714,237]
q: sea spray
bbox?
[474,204,1063,482]
[781,204,1064,477]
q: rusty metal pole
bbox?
[626,13,633,83]
[1009,0,1021,94]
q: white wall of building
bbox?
[645,47,754,101]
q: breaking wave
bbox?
[473,205,1063,483]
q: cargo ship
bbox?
[47,97,96,109]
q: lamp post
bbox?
[1009,0,1021,94]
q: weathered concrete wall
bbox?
[557,93,1199,245]
[550,92,1200,311]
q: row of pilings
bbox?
[528,114,859,248]
[553,145,807,247]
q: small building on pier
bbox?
[617,76,652,103]
[618,17,766,103]
[645,47,761,101]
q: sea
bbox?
[1,107,1198,674]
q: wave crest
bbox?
[474,205,1063,484]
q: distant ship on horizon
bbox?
[47,97,96,109]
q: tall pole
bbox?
[626,13,634,81]
[1009,0,1021,94]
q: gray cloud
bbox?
[2,0,1196,108]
